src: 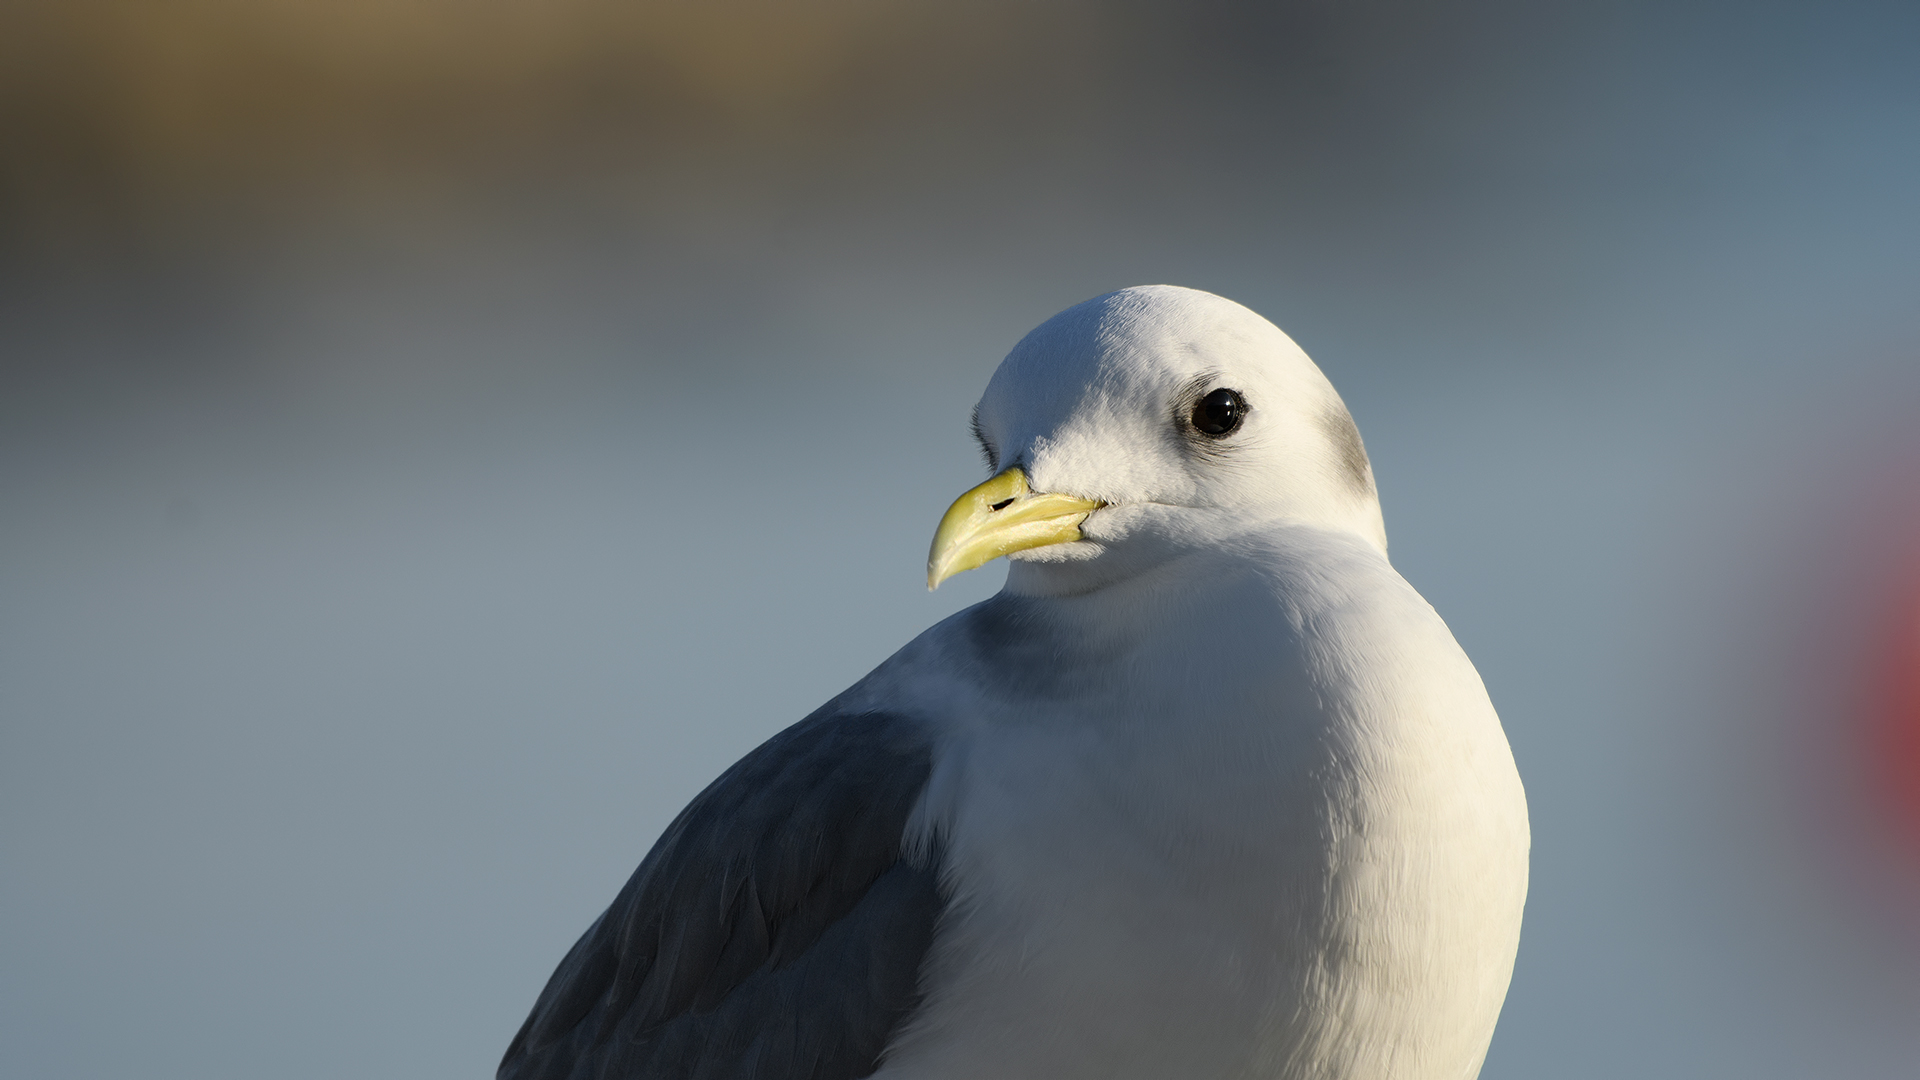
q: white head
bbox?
[928,286,1386,595]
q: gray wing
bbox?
[499,709,944,1080]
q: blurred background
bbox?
[3,1,1919,1076]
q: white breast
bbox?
[858,525,1529,1080]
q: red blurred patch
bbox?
[1869,553,1920,855]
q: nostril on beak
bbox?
[989,498,1015,512]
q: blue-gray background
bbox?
[4,2,1920,1076]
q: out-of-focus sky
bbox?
[3,2,1919,1077]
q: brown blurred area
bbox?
[0,0,1564,263]
[1,1,1118,248]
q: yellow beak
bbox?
[927,467,1103,589]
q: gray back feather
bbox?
[499,709,942,1080]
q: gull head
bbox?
[928,285,1387,594]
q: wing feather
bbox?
[499,709,941,1080]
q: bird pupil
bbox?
[1193,388,1245,436]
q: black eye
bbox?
[1191,388,1246,437]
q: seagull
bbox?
[499,285,1529,1080]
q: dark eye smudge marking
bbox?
[1322,405,1373,494]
